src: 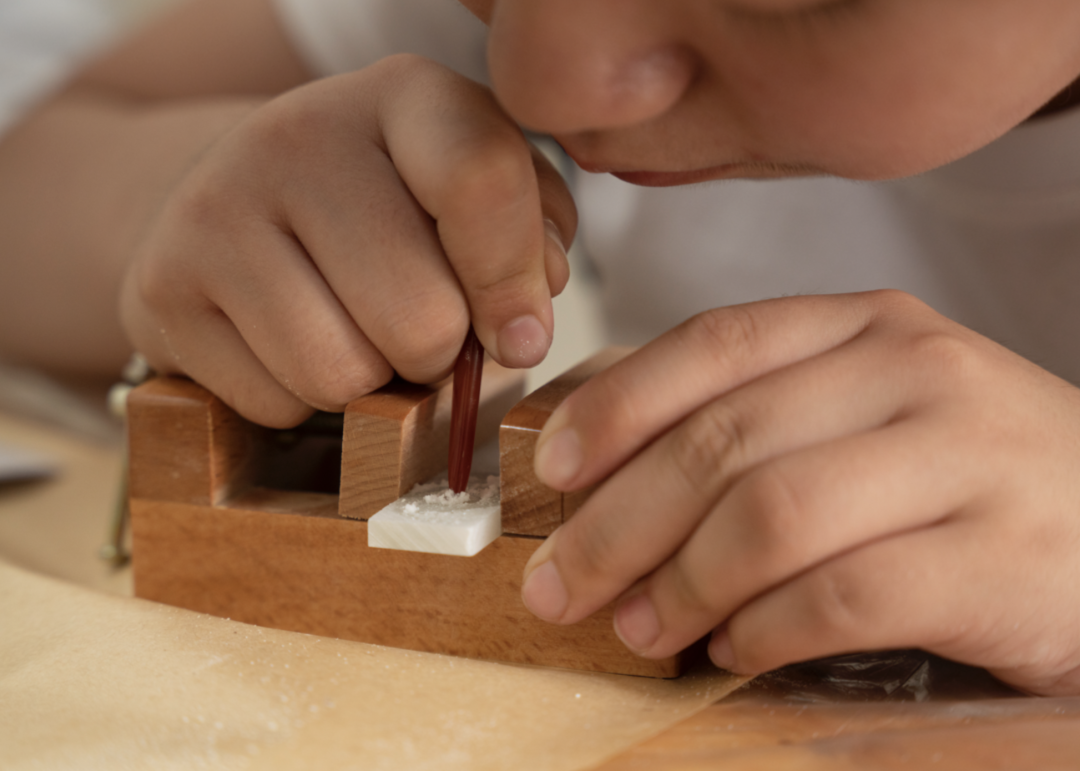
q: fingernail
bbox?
[543,218,567,257]
[614,593,661,654]
[522,561,568,621]
[709,628,738,672]
[498,314,550,368]
[534,426,582,489]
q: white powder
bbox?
[367,475,501,557]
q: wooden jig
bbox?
[127,351,680,678]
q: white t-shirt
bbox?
[0,0,113,135]
[275,0,1080,384]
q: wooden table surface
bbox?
[598,655,1080,769]
[3,406,1079,770]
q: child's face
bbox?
[461,0,1080,182]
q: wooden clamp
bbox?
[128,351,680,678]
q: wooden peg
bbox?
[499,348,633,536]
[338,361,525,520]
[126,376,263,506]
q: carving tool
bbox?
[448,327,484,492]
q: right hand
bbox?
[121,54,575,427]
[522,291,1080,696]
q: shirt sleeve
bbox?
[0,0,115,137]
[271,0,489,84]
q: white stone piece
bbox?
[367,474,501,557]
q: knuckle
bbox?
[564,515,627,584]
[904,330,984,384]
[374,53,463,92]
[241,81,364,177]
[725,619,773,674]
[668,403,749,497]
[216,375,313,430]
[667,555,720,617]
[445,136,534,216]
[866,287,928,316]
[239,98,322,171]
[577,371,646,445]
[167,175,242,239]
[737,466,808,566]
[287,342,392,409]
[244,396,314,431]
[130,253,176,312]
[376,52,432,77]
[375,292,469,376]
[866,288,991,387]
[315,354,390,407]
[468,261,538,301]
[678,306,760,371]
[129,237,204,321]
[803,566,873,639]
[468,264,544,317]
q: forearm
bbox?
[0,92,264,377]
[0,0,311,379]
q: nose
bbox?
[486,0,698,135]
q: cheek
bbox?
[711,18,1074,180]
[787,76,1058,180]
[730,70,990,179]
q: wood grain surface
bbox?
[340,362,524,520]
[11,403,1078,768]
[127,376,262,506]
[131,494,679,677]
[595,694,1080,770]
[127,360,683,676]
[500,348,632,535]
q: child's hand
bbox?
[121,54,575,427]
[523,290,1080,696]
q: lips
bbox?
[572,159,743,186]
[571,155,814,186]
[609,165,747,186]
[575,160,820,186]
[561,143,744,185]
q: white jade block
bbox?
[368,475,501,557]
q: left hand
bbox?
[521,290,1080,696]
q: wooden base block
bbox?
[131,493,679,678]
[126,351,677,677]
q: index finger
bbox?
[380,56,577,369]
[532,290,914,491]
